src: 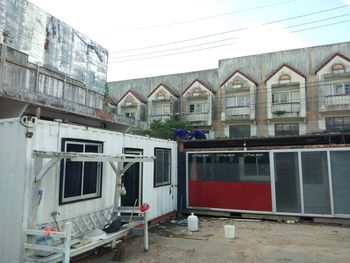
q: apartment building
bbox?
[109,41,350,139]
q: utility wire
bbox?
[109,5,349,54]
[113,0,297,33]
[108,18,350,63]
[109,13,350,60]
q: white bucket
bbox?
[224,225,235,239]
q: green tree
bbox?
[140,117,190,140]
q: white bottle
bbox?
[187,213,198,232]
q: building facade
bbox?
[108,41,350,139]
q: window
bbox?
[60,139,103,204]
[125,98,133,106]
[332,63,345,74]
[275,123,299,136]
[324,83,350,96]
[157,91,165,100]
[229,125,251,138]
[226,95,250,108]
[279,74,291,83]
[188,152,270,182]
[125,112,135,119]
[189,103,207,113]
[233,79,242,88]
[326,116,350,132]
[272,92,288,103]
[272,91,299,103]
[152,104,171,115]
[192,88,201,96]
[154,148,171,187]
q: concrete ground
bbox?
[74,217,350,263]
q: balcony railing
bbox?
[1,55,104,110]
[325,94,350,107]
[272,102,300,114]
[184,112,209,122]
[149,115,171,122]
[226,106,251,116]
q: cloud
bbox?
[345,0,350,5]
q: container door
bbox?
[121,148,143,206]
[301,152,331,215]
[274,152,302,213]
[330,151,350,215]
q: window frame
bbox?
[324,82,350,96]
[59,138,103,205]
[226,94,250,108]
[275,123,299,136]
[326,116,350,132]
[229,125,251,138]
[189,102,207,113]
[153,148,171,187]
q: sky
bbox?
[29,0,350,82]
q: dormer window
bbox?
[332,63,345,74]
[279,74,291,84]
[192,88,201,96]
[125,98,132,106]
[157,91,165,100]
[232,79,242,88]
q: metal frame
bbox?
[33,150,155,182]
[185,147,350,219]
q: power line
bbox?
[112,0,297,33]
[109,5,349,55]
[108,18,350,63]
[109,13,350,61]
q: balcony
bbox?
[272,102,300,117]
[225,106,251,120]
[184,112,210,123]
[149,115,171,122]
[324,94,350,110]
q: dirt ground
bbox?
[74,216,350,263]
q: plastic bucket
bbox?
[224,225,235,239]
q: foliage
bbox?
[137,116,190,140]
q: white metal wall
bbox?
[0,118,27,263]
[30,120,177,224]
[123,134,178,220]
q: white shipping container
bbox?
[0,117,177,263]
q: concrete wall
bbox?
[0,0,108,94]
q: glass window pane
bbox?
[64,143,83,198]
[83,162,98,194]
[226,97,235,107]
[291,92,300,102]
[274,152,301,213]
[301,152,331,214]
[331,151,350,215]
[323,84,332,96]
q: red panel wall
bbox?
[188,180,272,211]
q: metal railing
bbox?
[226,106,251,116]
[325,94,350,107]
[183,112,210,122]
[272,102,300,114]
